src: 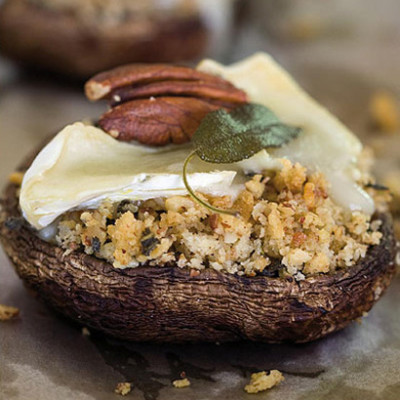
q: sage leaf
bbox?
[192,103,301,163]
[183,103,301,216]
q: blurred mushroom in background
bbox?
[0,0,236,79]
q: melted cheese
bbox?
[20,53,374,230]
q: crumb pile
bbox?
[244,370,284,394]
[55,159,383,278]
[172,378,191,388]
[114,382,132,396]
[0,304,20,321]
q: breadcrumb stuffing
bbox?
[0,304,19,321]
[114,382,132,396]
[172,378,191,388]
[55,160,384,278]
[244,370,284,394]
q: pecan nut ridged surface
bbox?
[85,63,248,145]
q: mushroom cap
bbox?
[0,0,208,79]
[0,152,396,343]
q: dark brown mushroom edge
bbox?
[0,152,397,343]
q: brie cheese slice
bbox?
[20,52,374,230]
[20,123,241,229]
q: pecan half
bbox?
[85,64,238,101]
[99,97,231,145]
[86,63,248,145]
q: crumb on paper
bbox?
[356,312,369,324]
[82,327,90,336]
[0,304,20,321]
[369,91,400,133]
[244,370,284,394]
[8,171,24,186]
[172,378,191,388]
[114,382,132,396]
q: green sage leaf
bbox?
[183,103,301,216]
[192,103,301,163]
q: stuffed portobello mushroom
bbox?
[0,53,396,343]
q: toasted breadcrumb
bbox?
[114,382,132,396]
[369,91,400,133]
[0,304,19,321]
[172,378,191,388]
[55,159,384,277]
[8,172,24,186]
[244,370,284,394]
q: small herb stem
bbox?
[183,151,238,216]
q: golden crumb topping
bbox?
[56,160,383,277]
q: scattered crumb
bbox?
[172,378,191,388]
[356,312,369,324]
[244,370,284,394]
[0,304,20,321]
[8,171,24,186]
[369,91,400,133]
[114,382,132,396]
[82,327,90,336]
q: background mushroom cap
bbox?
[1,180,396,343]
